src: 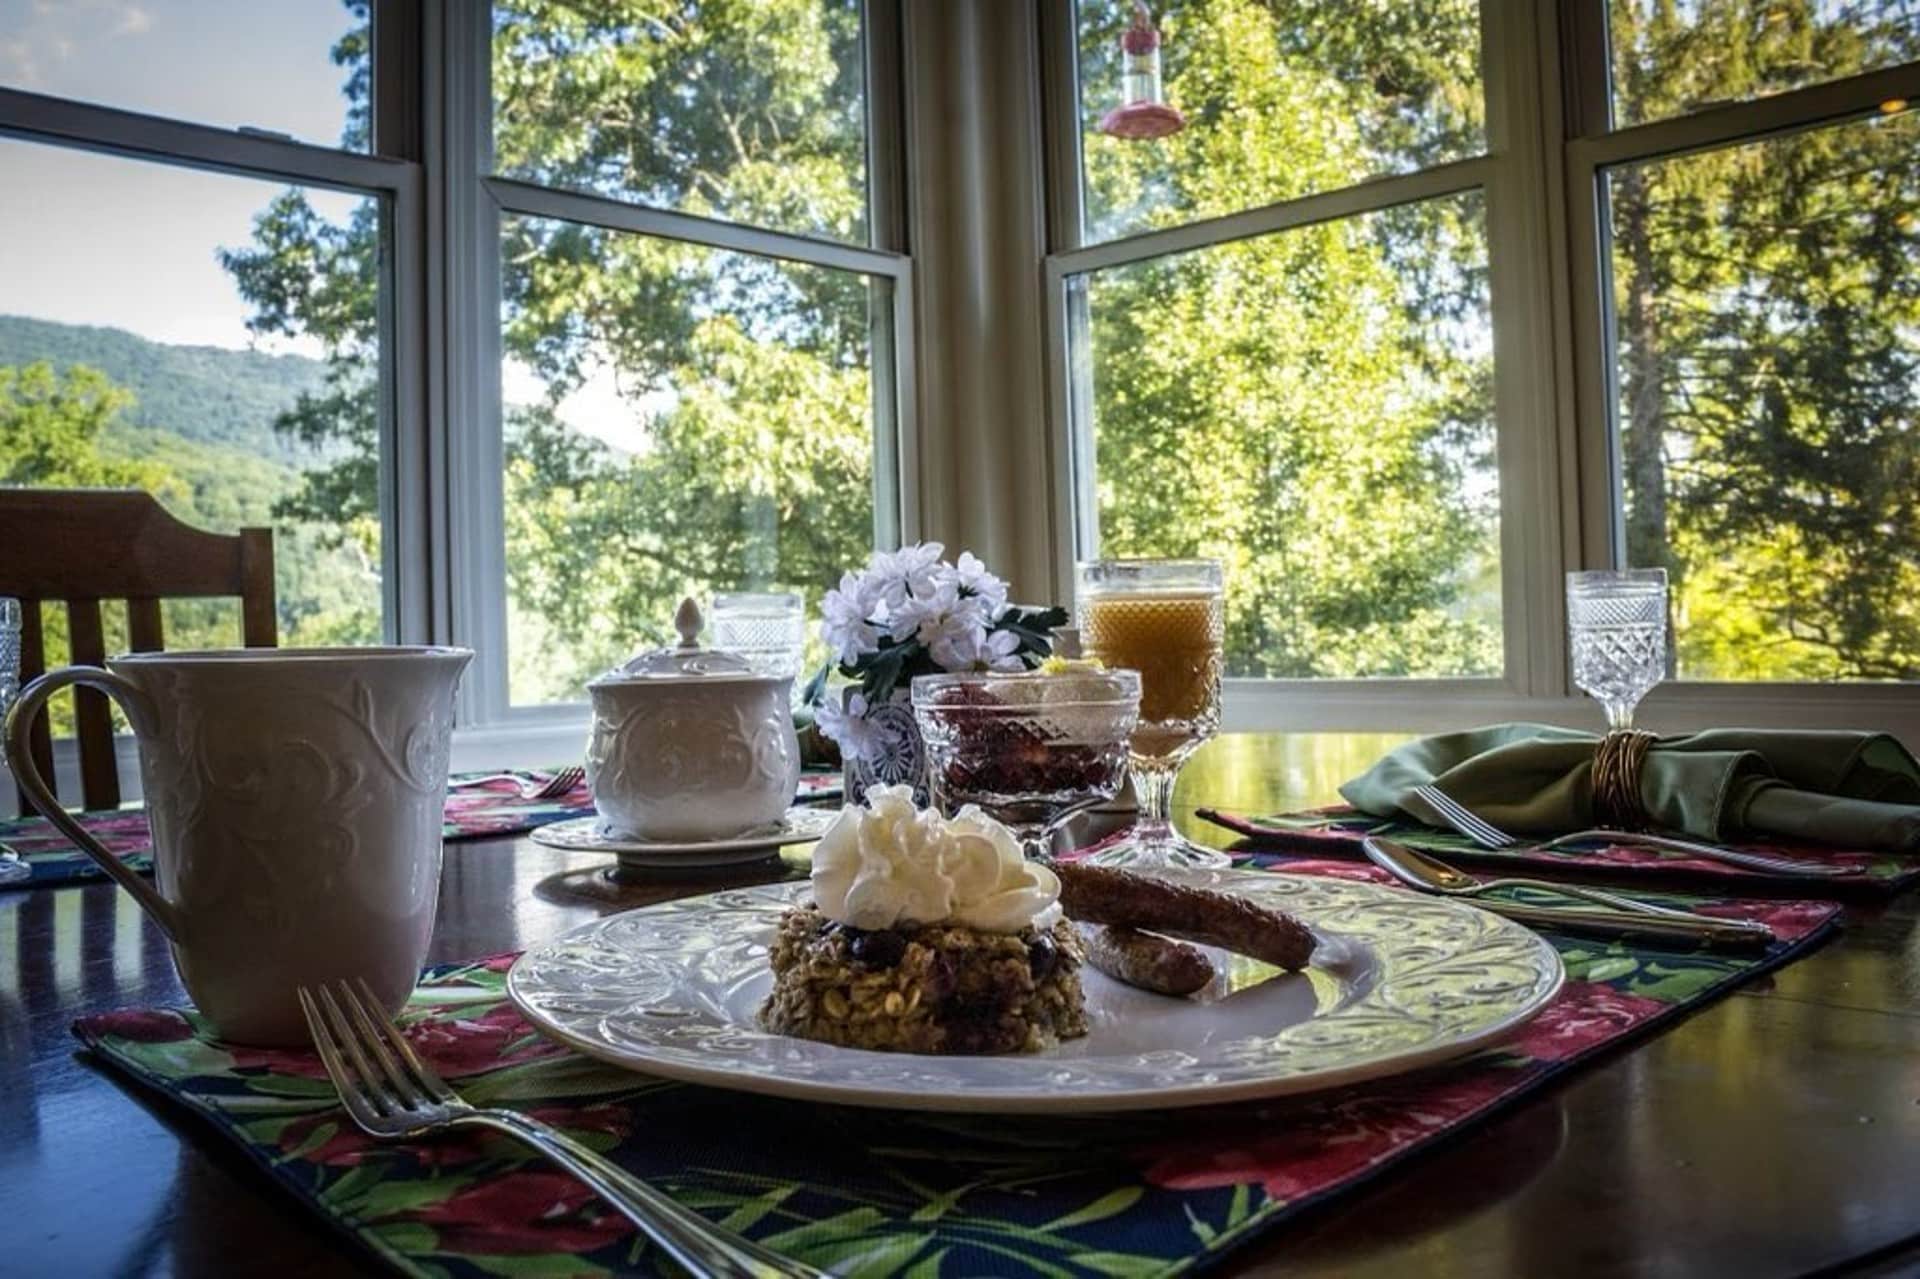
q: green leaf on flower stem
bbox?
[1071,1251,1175,1278]
[1226,1183,1253,1227]
[1582,956,1642,984]
[230,1074,345,1101]
[1625,960,1728,1002]
[801,659,832,707]
[862,645,909,704]
[717,1184,800,1233]
[907,1178,988,1223]
[1040,1186,1144,1231]
[319,1164,383,1205]
[759,1206,888,1251]
[801,1232,933,1275]
[457,1054,652,1104]
[902,1247,951,1279]
[329,1174,472,1219]
[959,1239,1078,1279]
[275,1120,337,1164]
[998,605,1070,652]
[365,1221,438,1257]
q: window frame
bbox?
[1039,0,1571,729]
[437,0,917,730]
[0,1,922,790]
[0,57,428,641]
[1037,0,1920,738]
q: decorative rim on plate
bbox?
[507,869,1565,1113]
[528,805,839,857]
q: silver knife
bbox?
[1362,837,1776,951]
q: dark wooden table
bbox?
[6,732,1920,1278]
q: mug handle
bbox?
[6,666,182,940]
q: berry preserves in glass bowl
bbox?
[910,666,1140,858]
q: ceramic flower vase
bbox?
[840,689,930,806]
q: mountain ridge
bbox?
[0,313,332,465]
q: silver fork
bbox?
[1410,783,1858,878]
[298,979,824,1279]
[448,765,585,801]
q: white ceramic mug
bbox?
[6,647,472,1045]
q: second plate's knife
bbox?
[1361,837,1776,951]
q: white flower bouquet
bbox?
[806,542,1066,765]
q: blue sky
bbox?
[1,1,691,450]
[0,0,360,351]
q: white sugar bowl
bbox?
[585,598,802,842]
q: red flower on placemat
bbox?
[411,1169,633,1254]
[1506,981,1664,1062]
[280,1112,483,1169]
[404,1002,561,1078]
[91,1008,196,1043]
[1139,979,1667,1198]
[1696,898,1830,942]
[1139,1070,1515,1200]
[229,1043,336,1080]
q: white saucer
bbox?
[529,805,839,870]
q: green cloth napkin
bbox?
[1340,723,1920,852]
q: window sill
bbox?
[11,681,1912,818]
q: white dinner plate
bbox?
[507,868,1565,1113]
[527,806,839,870]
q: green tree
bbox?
[231,1,876,699]
[1076,0,1498,677]
[0,361,161,488]
[1611,0,1920,680]
[239,0,1920,690]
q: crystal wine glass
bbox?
[1,597,29,884]
[1075,558,1228,871]
[911,668,1139,861]
[1567,568,1669,730]
[710,591,807,679]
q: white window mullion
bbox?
[435,0,509,727]
[1483,0,1577,701]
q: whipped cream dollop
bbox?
[811,785,1061,933]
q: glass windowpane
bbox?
[501,215,880,704]
[1610,0,1920,127]
[490,0,870,244]
[1606,111,1920,681]
[1073,192,1500,677]
[0,139,390,733]
[1075,0,1483,243]
[0,0,368,149]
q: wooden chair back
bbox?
[1,488,276,811]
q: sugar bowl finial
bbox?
[674,596,703,650]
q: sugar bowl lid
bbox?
[588,597,765,685]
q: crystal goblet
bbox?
[1567,568,1669,731]
[911,668,1140,861]
[1075,558,1227,871]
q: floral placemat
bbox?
[2,768,844,891]
[1200,805,1916,895]
[74,861,1838,1278]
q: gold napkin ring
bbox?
[1592,729,1658,831]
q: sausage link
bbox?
[1080,924,1215,996]
[1055,861,1317,971]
